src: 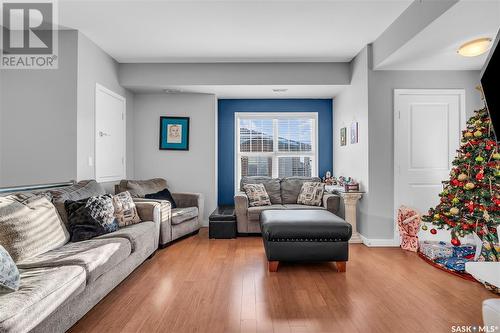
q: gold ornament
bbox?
[464,132,473,138]
[464,182,475,190]
[449,207,459,215]
[458,173,468,181]
[474,130,482,137]
[433,214,440,220]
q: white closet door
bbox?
[95,83,126,182]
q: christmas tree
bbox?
[422,106,499,261]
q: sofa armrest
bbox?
[235,191,249,214]
[323,193,340,214]
[171,192,204,220]
[134,200,172,249]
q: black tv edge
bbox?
[480,29,500,142]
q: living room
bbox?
[0,1,499,332]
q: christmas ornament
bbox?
[464,132,473,138]
[430,228,437,235]
[452,197,460,204]
[421,225,428,231]
[475,156,484,162]
[457,173,468,181]
[474,130,482,137]
[433,214,440,220]
[449,207,459,215]
[464,182,475,190]
[493,153,500,160]
[451,238,461,246]
[475,172,485,181]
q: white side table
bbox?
[334,191,364,244]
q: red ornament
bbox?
[451,238,461,246]
[430,228,437,235]
[451,179,460,186]
[475,172,484,181]
[486,145,492,151]
[462,224,470,230]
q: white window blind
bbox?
[236,113,318,191]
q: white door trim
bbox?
[393,89,466,245]
[94,83,126,183]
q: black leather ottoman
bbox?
[260,210,352,272]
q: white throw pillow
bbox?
[297,182,325,206]
[243,184,272,207]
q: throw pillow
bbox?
[297,182,325,206]
[243,184,271,207]
[0,193,70,263]
[144,188,177,208]
[0,246,20,293]
[112,191,141,227]
[65,194,119,242]
[119,178,168,198]
[50,180,106,226]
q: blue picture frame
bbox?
[159,116,190,150]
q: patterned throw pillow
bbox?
[297,182,325,206]
[112,191,141,227]
[243,184,271,207]
[0,246,20,293]
[65,195,119,242]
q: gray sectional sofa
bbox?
[115,178,203,247]
[235,176,341,233]
[0,180,167,333]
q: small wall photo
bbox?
[159,116,190,150]
[340,127,347,146]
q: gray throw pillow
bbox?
[0,246,20,293]
[243,184,271,207]
[297,182,325,206]
[0,193,69,263]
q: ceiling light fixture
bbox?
[164,88,182,93]
[272,88,288,93]
[457,38,492,57]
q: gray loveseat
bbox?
[0,180,165,333]
[115,178,203,247]
[235,176,341,233]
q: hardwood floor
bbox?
[69,228,496,333]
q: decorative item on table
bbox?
[350,122,358,144]
[159,116,190,151]
[397,206,421,252]
[338,176,359,192]
[340,127,347,146]
[419,241,453,260]
[322,171,337,185]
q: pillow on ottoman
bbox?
[0,246,20,293]
[112,191,141,227]
[243,184,271,207]
[0,193,70,263]
[297,182,325,206]
[65,194,119,242]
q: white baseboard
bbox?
[360,234,399,247]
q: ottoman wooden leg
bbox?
[336,261,346,272]
[268,261,279,272]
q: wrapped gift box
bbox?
[453,244,476,258]
[435,257,470,272]
[419,241,453,260]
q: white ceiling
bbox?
[130,84,347,98]
[377,0,500,70]
[58,0,412,63]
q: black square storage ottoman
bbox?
[260,210,352,272]
[209,206,237,239]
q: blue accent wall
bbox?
[218,99,333,205]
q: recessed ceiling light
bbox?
[457,38,492,57]
[272,88,288,93]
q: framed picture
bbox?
[350,122,358,144]
[340,127,347,146]
[159,116,190,150]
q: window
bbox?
[236,113,318,190]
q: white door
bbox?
[394,89,465,241]
[95,83,126,182]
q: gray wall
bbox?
[77,32,135,183]
[333,47,370,231]
[133,93,217,224]
[119,62,350,89]
[364,48,482,239]
[0,30,78,187]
